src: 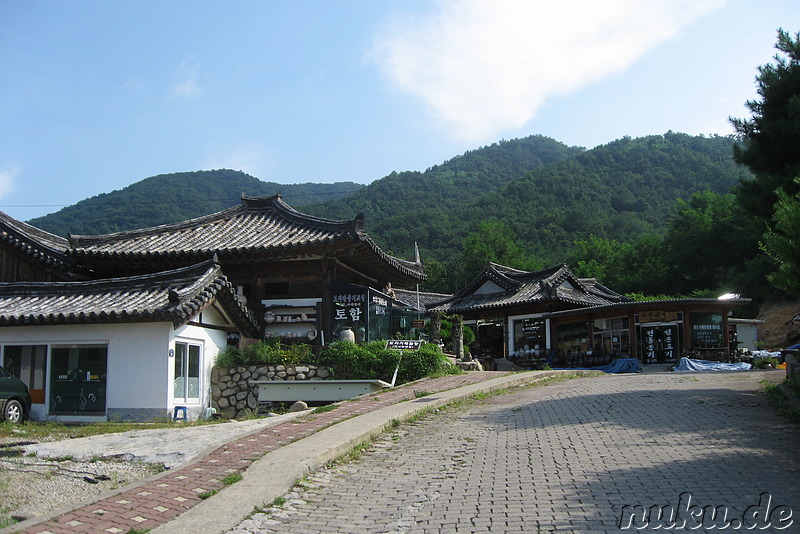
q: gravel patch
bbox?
[21,412,307,468]
[0,411,308,527]
[0,454,161,524]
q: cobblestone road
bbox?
[228,370,800,533]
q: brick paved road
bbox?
[229,370,800,533]
[16,372,506,534]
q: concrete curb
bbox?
[151,370,573,534]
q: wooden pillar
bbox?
[722,313,731,353]
[682,308,693,352]
[627,309,637,358]
[321,258,335,345]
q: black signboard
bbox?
[521,318,545,343]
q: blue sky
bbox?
[1,0,798,221]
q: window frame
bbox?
[173,341,202,403]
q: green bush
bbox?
[753,356,780,369]
[313,341,451,384]
[314,341,396,381]
[216,339,453,385]
[215,346,241,367]
[215,339,313,367]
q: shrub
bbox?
[314,341,395,381]
[215,339,314,367]
[216,339,452,385]
[243,338,285,365]
[753,356,780,369]
[215,346,242,367]
[313,341,450,384]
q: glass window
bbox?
[50,345,107,414]
[3,345,47,404]
[557,322,589,354]
[174,342,201,402]
[513,318,547,353]
[368,291,392,342]
[592,317,630,354]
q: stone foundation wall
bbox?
[211,364,330,419]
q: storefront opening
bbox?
[2,345,47,404]
[50,345,107,414]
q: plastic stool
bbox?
[173,406,188,421]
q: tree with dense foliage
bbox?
[305,135,585,225]
[761,180,800,296]
[730,29,800,297]
[363,133,750,280]
[662,191,762,295]
[459,221,533,282]
[731,29,800,221]
[569,234,669,296]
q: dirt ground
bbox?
[0,411,306,527]
[755,300,800,349]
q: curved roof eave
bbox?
[0,259,260,336]
[542,297,753,318]
[68,195,425,284]
[0,211,71,271]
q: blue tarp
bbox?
[595,358,642,373]
[672,357,752,372]
[553,358,641,373]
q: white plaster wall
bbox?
[107,322,172,411]
[0,322,171,418]
[736,323,759,351]
[0,304,235,421]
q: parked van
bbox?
[0,364,31,423]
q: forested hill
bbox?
[303,135,585,224]
[356,132,751,266]
[28,170,363,236]
[25,133,750,282]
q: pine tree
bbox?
[730,29,800,220]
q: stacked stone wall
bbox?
[210,364,330,419]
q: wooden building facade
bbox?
[0,195,425,346]
[431,262,749,366]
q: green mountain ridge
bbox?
[318,132,749,268]
[304,135,584,223]
[28,169,363,236]
[27,132,751,296]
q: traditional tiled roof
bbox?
[0,258,259,334]
[430,263,630,314]
[0,210,71,274]
[543,297,752,318]
[68,195,424,285]
[392,288,452,311]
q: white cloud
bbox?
[0,167,17,199]
[204,144,271,179]
[171,60,203,98]
[373,0,727,142]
